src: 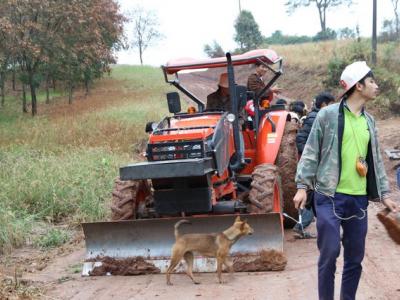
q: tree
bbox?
[234,10,263,52]
[285,0,353,33]
[129,7,163,65]
[204,41,225,58]
[0,0,125,115]
[391,0,400,38]
[0,4,16,108]
[337,27,356,39]
[265,30,312,45]
[380,19,397,42]
[313,28,337,41]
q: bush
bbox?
[34,227,71,249]
[324,40,371,90]
[372,67,400,114]
[0,203,32,254]
[323,56,348,89]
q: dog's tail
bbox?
[174,220,191,239]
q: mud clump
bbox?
[377,209,400,245]
[233,250,287,272]
[89,256,160,276]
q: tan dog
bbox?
[166,216,254,285]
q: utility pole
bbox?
[239,0,242,13]
[372,0,377,65]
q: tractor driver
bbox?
[206,73,231,111]
[247,61,282,106]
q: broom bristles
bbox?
[377,209,400,245]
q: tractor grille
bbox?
[147,140,206,161]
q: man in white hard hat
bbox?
[293,61,399,300]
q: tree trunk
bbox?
[52,78,56,90]
[316,2,326,32]
[0,72,5,107]
[12,64,16,91]
[45,76,50,104]
[139,47,143,65]
[0,84,4,108]
[85,79,89,97]
[22,84,27,113]
[29,82,37,116]
[68,81,73,104]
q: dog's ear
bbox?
[240,221,246,230]
[235,215,241,222]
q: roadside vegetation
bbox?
[0,65,169,254]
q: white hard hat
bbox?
[339,61,371,95]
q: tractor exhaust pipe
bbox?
[226,52,244,171]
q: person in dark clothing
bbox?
[296,92,335,154]
[206,73,231,111]
[276,98,288,108]
[293,92,335,239]
[289,100,306,117]
[247,61,281,105]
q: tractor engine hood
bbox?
[145,113,234,176]
[149,113,223,143]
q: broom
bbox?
[377,208,400,245]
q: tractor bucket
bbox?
[81,213,283,275]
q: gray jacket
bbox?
[295,101,390,201]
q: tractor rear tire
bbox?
[248,164,282,213]
[276,121,299,228]
[110,178,153,221]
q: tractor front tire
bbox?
[248,164,282,213]
[110,178,153,221]
[276,121,299,227]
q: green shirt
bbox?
[336,107,370,195]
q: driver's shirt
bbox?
[206,89,231,111]
[247,73,272,101]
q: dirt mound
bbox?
[89,256,160,276]
[233,250,287,272]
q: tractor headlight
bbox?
[227,113,236,123]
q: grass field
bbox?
[0,65,170,253]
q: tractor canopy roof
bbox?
[162,49,281,75]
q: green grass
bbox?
[111,65,166,90]
[0,65,169,253]
[0,146,126,222]
[34,227,71,249]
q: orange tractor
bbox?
[82,49,298,274]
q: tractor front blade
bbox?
[81,213,283,275]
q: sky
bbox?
[116,0,396,66]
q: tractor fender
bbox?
[256,110,291,165]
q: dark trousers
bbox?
[315,192,368,300]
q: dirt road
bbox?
[17,118,397,300]
[14,201,398,300]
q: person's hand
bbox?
[293,189,307,209]
[270,85,282,94]
[382,197,399,213]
